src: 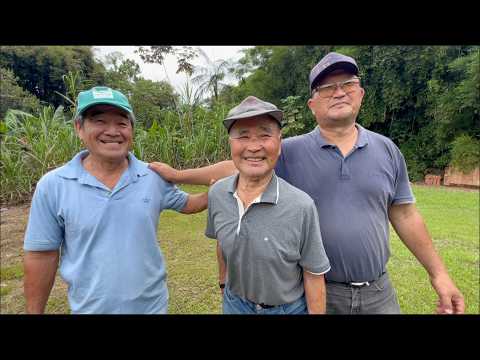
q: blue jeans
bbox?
[326,272,401,314]
[222,286,308,314]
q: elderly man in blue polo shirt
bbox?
[205,96,330,314]
[149,53,465,315]
[23,86,208,314]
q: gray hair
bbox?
[74,111,136,127]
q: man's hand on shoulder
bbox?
[149,162,179,183]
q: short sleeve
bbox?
[275,144,287,180]
[24,176,64,251]
[392,148,415,205]
[204,188,216,239]
[299,200,330,274]
[161,182,189,212]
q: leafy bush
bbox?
[0,67,40,119]
[450,135,480,173]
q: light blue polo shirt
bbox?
[24,150,188,314]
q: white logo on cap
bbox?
[92,88,114,99]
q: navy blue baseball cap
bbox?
[309,52,359,91]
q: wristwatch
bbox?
[219,283,225,289]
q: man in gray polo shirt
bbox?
[149,53,465,315]
[206,96,330,314]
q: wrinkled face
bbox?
[75,105,133,163]
[229,115,281,180]
[307,70,365,127]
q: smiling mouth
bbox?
[244,157,266,162]
[100,140,123,144]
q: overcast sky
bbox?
[92,46,251,93]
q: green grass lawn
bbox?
[1,184,477,314]
[161,184,479,314]
[387,186,479,314]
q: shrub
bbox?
[450,134,480,173]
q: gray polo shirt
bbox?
[205,173,330,306]
[275,124,415,283]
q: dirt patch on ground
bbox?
[1,203,30,267]
[0,202,69,314]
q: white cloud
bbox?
[92,46,251,94]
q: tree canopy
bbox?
[1,45,478,180]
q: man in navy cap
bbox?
[23,86,209,314]
[149,53,465,314]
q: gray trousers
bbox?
[326,272,401,314]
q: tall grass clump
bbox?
[0,106,81,203]
[1,101,231,204]
[133,103,230,168]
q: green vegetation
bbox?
[0,284,12,297]
[1,264,24,281]
[163,185,479,314]
[150,184,474,314]
[2,46,479,204]
[450,135,480,173]
[388,185,479,314]
[0,185,477,314]
[221,46,480,180]
[0,46,478,314]
[1,107,82,203]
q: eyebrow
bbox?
[258,125,275,133]
[87,109,128,119]
[233,125,276,135]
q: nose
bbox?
[332,83,347,98]
[104,123,121,135]
[245,137,263,151]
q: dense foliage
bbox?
[220,46,479,180]
[1,45,478,203]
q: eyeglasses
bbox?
[313,77,361,98]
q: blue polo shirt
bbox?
[275,125,415,283]
[24,150,188,314]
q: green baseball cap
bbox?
[74,86,133,119]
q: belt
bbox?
[327,272,385,288]
[255,303,275,309]
[327,280,371,288]
[347,281,370,288]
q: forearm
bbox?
[390,206,447,278]
[181,192,208,214]
[216,242,226,284]
[390,204,465,313]
[24,250,59,314]
[176,161,237,185]
[303,271,326,314]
